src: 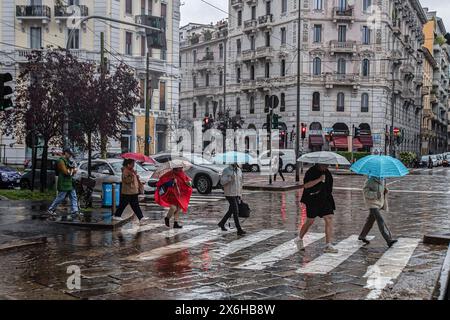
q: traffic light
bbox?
[272,114,280,129]
[354,127,361,138]
[0,73,13,111]
[393,127,402,145]
[143,16,167,49]
[301,123,307,140]
[202,116,209,133]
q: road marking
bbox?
[235,233,325,270]
[212,229,285,260]
[126,229,234,262]
[386,180,399,186]
[334,187,448,195]
[364,238,420,300]
[120,223,161,235]
[296,235,375,275]
[149,225,206,239]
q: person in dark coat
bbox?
[273,155,285,182]
[295,163,338,253]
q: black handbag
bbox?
[238,200,250,218]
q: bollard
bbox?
[55,176,58,197]
[111,183,116,217]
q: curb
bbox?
[0,237,47,253]
[423,234,450,246]
[55,210,134,230]
[434,245,450,300]
[244,184,303,192]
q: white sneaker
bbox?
[139,217,150,225]
[324,244,339,254]
[46,210,57,217]
[112,216,124,221]
[295,237,305,251]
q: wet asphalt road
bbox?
[0,167,449,300]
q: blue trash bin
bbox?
[102,183,121,208]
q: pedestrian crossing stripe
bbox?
[211,229,285,260]
[121,223,205,238]
[235,233,325,270]
[364,238,420,300]
[296,235,375,275]
[126,229,234,262]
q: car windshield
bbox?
[110,161,147,174]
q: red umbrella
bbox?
[121,152,156,164]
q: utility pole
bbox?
[295,0,302,182]
[223,39,227,153]
[144,50,151,156]
[100,32,107,159]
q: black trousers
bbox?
[359,208,392,244]
[274,169,285,181]
[219,196,242,230]
[114,194,143,220]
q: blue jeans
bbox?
[49,190,78,214]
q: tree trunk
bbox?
[87,132,92,177]
[40,141,49,192]
[100,133,107,159]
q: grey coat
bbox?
[221,166,243,197]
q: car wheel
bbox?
[285,164,295,173]
[20,179,30,190]
[195,175,212,195]
[250,164,260,173]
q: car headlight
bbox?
[0,173,7,181]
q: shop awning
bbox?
[359,135,374,147]
[332,136,348,149]
[309,135,324,146]
[352,138,363,150]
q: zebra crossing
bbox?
[122,223,422,299]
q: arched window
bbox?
[313,57,321,76]
[249,96,255,114]
[280,93,286,112]
[362,59,370,77]
[361,93,369,112]
[236,97,241,115]
[193,102,197,118]
[337,92,345,112]
[312,92,320,111]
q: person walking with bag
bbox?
[47,148,80,220]
[273,155,285,182]
[113,159,149,225]
[218,163,246,236]
[358,176,398,247]
[295,163,338,253]
[155,166,193,229]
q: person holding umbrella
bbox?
[113,159,149,225]
[350,155,407,248]
[295,151,350,253]
[154,160,193,229]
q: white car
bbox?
[246,149,297,173]
[75,159,157,194]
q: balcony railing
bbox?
[330,40,358,54]
[258,14,273,28]
[256,46,273,60]
[243,19,257,33]
[16,5,51,19]
[325,73,358,86]
[332,6,354,22]
[54,5,88,17]
[241,49,256,62]
[231,0,243,8]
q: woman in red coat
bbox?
[155,168,193,228]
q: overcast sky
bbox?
[180,0,450,30]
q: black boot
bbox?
[173,221,183,229]
[358,237,371,245]
[218,223,227,231]
[237,229,246,236]
[164,217,170,228]
[388,239,398,248]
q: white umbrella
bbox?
[151,159,193,179]
[298,151,350,165]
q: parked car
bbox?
[429,155,439,167]
[20,157,59,189]
[0,165,22,189]
[152,152,225,194]
[74,159,157,194]
[245,149,297,173]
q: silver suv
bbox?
[152,153,225,194]
[74,159,157,194]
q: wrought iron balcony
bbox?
[16,5,51,23]
[54,5,88,17]
[258,14,273,29]
[332,6,354,23]
[243,19,257,33]
[329,41,358,55]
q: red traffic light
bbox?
[204,117,209,124]
[393,127,400,136]
[301,126,307,134]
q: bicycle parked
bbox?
[74,176,96,210]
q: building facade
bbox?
[180,0,430,156]
[0,0,180,164]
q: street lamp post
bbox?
[295,0,302,182]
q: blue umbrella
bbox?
[350,155,409,178]
[212,151,254,164]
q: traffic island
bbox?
[55,208,134,230]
